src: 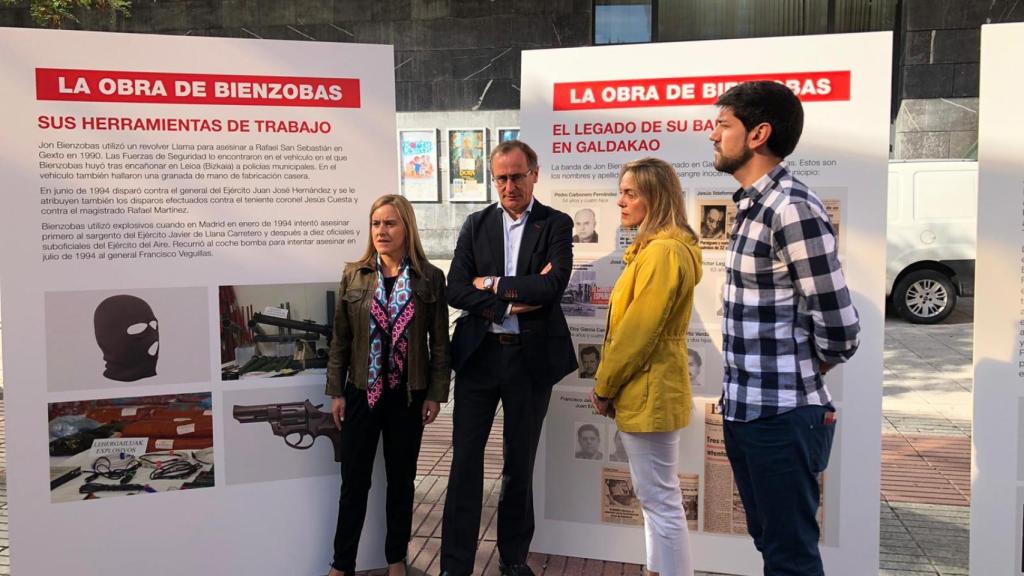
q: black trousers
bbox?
[440,337,553,575]
[723,405,835,576]
[332,384,426,573]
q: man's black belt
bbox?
[485,332,521,345]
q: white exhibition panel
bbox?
[0,28,394,575]
[521,33,890,575]
[971,21,1024,576]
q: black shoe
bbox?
[498,563,536,576]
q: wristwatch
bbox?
[482,276,495,290]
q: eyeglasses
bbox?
[491,170,534,187]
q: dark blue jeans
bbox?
[723,405,835,576]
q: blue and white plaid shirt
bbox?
[720,161,860,422]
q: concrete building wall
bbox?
[894,0,1023,159]
[0,0,592,112]
[894,98,978,159]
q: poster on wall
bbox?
[398,128,440,202]
[522,32,890,575]
[0,28,394,575]
[497,127,520,143]
[492,128,521,196]
[971,21,1024,576]
[447,127,488,202]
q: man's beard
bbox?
[714,145,754,174]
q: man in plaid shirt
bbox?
[710,81,860,575]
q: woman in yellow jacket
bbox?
[591,157,702,576]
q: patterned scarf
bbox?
[366,256,416,408]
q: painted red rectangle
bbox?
[553,71,850,111]
[35,68,361,108]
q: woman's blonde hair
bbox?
[348,194,429,276]
[619,157,697,249]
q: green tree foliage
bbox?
[1,0,131,29]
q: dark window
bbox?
[594,1,897,44]
[595,0,654,45]
[658,0,896,42]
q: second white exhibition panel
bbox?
[521,33,890,575]
[972,21,1024,576]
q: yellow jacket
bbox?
[594,228,702,433]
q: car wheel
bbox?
[893,269,957,324]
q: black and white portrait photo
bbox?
[574,422,603,460]
[578,344,602,379]
[573,208,599,243]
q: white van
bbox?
[886,160,977,324]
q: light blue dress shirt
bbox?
[489,198,535,334]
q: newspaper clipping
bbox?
[703,402,748,535]
[617,225,637,250]
[601,467,643,525]
[679,473,700,531]
[563,257,620,318]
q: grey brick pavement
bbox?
[874,299,973,576]
[882,300,973,439]
[879,501,970,576]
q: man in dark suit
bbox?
[440,140,577,576]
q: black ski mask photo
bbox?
[94,295,159,381]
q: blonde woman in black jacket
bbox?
[326,194,450,576]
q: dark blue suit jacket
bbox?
[447,199,578,388]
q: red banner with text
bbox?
[36,68,361,108]
[553,71,850,111]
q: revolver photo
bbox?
[232,400,343,462]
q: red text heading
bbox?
[553,71,850,111]
[36,68,361,108]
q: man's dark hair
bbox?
[577,423,599,440]
[580,345,601,361]
[715,81,804,158]
[490,140,539,170]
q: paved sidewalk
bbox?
[0,300,974,575]
[874,299,973,576]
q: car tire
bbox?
[892,269,957,324]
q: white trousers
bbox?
[620,429,694,576]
